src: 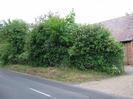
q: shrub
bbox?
[0,43,11,64]
[27,16,71,66]
[0,20,28,64]
[69,24,124,75]
[17,51,29,64]
[0,11,124,75]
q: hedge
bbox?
[0,20,28,64]
[0,12,124,75]
[27,16,70,66]
[69,24,124,75]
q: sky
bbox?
[0,0,133,24]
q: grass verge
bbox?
[0,64,110,84]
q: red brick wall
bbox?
[123,41,133,65]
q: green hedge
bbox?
[69,24,124,75]
[27,16,70,66]
[0,12,124,75]
[0,20,28,64]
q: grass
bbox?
[0,64,110,84]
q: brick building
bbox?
[102,14,133,65]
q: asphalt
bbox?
[0,69,128,99]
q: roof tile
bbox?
[101,14,133,42]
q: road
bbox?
[0,69,127,99]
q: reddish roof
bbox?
[101,14,133,42]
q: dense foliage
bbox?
[0,20,28,64]
[27,16,70,66]
[0,12,124,75]
[69,24,124,75]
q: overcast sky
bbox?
[0,0,133,23]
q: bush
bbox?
[0,12,124,75]
[17,51,29,64]
[0,20,28,64]
[0,43,11,64]
[27,16,71,66]
[69,24,124,75]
